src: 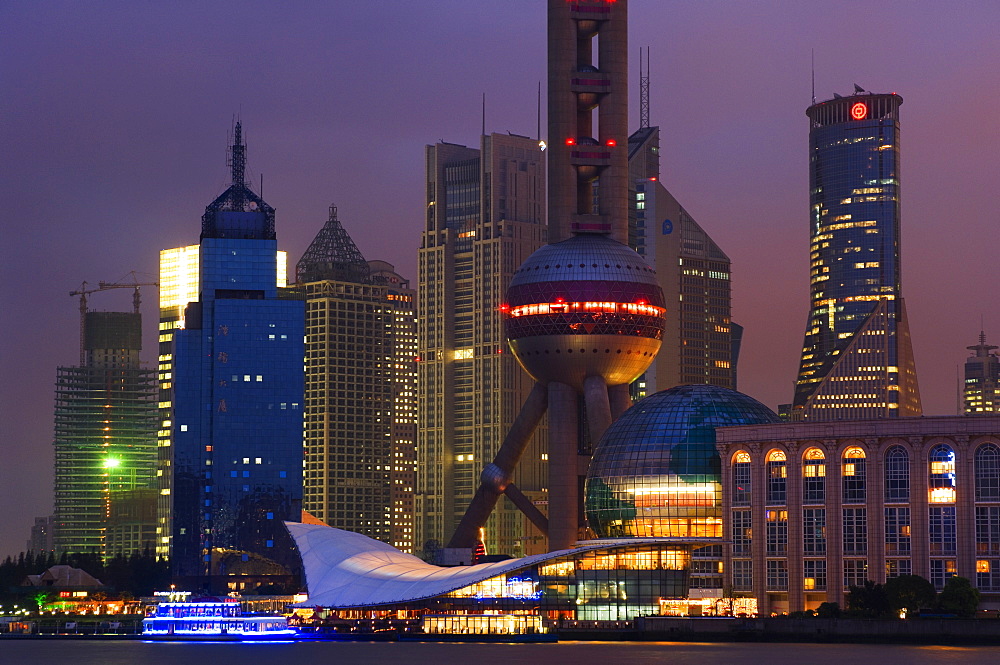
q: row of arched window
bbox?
[731,442,1000,506]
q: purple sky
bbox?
[1,1,997,559]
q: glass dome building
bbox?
[585,384,781,539]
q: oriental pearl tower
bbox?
[450,0,665,552]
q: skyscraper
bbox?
[298,205,417,552]
[164,123,304,591]
[628,126,736,394]
[964,331,1000,414]
[416,133,548,558]
[54,310,157,557]
[792,92,921,420]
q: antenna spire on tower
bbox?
[639,46,650,129]
[229,120,247,212]
[811,49,816,105]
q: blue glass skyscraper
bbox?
[169,124,304,591]
[793,92,921,420]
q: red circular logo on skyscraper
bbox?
[850,102,868,120]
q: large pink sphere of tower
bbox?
[504,234,665,391]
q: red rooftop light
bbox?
[565,137,576,146]
[606,139,617,147]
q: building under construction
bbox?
[53,305,158,558]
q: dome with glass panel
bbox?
[585,384,780,539]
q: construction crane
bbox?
[69,271,159,365]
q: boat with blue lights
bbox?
[142,592,297,641]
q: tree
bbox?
[816,601,841,618]
[884,574,936,616]
[937,576,980,618]
[846,580,890,618]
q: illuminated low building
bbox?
[715,414,1000,614]
[288,522,709,623]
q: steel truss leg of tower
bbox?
[447,382,548,548]
[449,377,629,552]
[502,482,549,534]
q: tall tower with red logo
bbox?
[792,92,922,420]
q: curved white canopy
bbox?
[286,522,695,608]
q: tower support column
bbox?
[549,381,581,550]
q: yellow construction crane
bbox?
[69,271,159,364]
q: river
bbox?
[1,640,997,665]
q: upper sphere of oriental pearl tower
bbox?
[504,234,666,392]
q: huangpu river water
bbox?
[1,640,998,665]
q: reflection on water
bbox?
[0,640,996,665]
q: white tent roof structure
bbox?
[286,522,693,608]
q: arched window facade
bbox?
[884,445,910,502]
[733,451,751,506]
[929,444,956,504]
[803,448,825,504]
[975,443,1000,501]
[842,446,866,503]
[767,450,787,504]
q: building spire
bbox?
[202,121,275,240]
[296,204,371,284]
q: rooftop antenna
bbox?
[811,49,816,105]
[229,120,247,209]
[639,46,650,129]
[537,81,541,141]
[481,92,486,137]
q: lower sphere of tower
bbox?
[504,234,665,391]
[480,463,509,492]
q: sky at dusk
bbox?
[1,1,997,559]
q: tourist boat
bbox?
[142,593,297,641]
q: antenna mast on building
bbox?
[639,46,650,129]
[811,49,816,105]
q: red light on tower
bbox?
[606,139,617,147]
[565,137,576,146]
[850,102,868,120]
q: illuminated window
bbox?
[842,447,867,502]
[885,506,910,553]
[804,560,826,590]
[767,450,787,504]
[803,448,826,503]
[766,510,788,555]
[928,444,956,503]
[732,452,751,506]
